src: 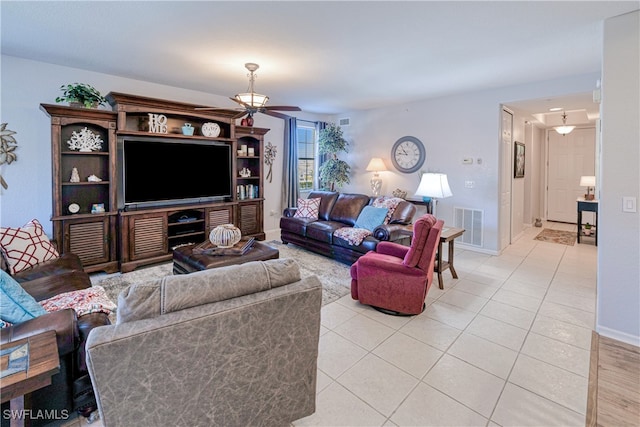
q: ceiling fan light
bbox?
[235,92,269,108]
[554,125,575,135]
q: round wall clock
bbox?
[391,136,426,173]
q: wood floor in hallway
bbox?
[587,333,640,426]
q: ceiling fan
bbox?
[196,63,300,123]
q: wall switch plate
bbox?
[623,197,637,213]
[465,180,475,188]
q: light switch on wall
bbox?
[623,197,637,213]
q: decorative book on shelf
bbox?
[193,237,255,256]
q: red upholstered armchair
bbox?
[350,214,444,315]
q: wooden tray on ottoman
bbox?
[173,240,279,275]
[192,237,256,256]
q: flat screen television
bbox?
[119,137,232,209]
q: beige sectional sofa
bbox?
[85,259,322,427]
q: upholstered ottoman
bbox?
[172,241,279,274]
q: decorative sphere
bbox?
[209,224,242,248]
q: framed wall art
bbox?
[514,141,525,178]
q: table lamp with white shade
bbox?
[366,157,387,197]
[580,175,596,200]
[414,173,453,217]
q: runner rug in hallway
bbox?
[91,240,351,310]
[534,228,576,246]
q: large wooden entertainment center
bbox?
[42,92,269,273]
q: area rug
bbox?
[91,240,351,309]
[534,228,576,246]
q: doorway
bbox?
[546,127,596,223]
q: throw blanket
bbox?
[39,286,116,317]
[333,227,372,246]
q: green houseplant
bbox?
[55,83,107,108]
[318,123,350,191]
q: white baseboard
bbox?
[456,243,499,256]
[596,325,640,347]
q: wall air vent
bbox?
[338,118,350,127]
[454,207,483,247]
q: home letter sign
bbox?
[148,113,168,134]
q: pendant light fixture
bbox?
[554,111,575,135]
[235,63,269,108]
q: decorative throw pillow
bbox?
[354,206,389,232]
[0,270,47,324]
[0,219,60,275]
[372,196,404,224]
[293,198,321,219]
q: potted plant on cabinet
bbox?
[584,223,592,236]
[55,83,107,108]
[318,123,350,191]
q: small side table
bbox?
[436,227,465,289]
[1,331,59,427]
[577,198,598,245]
[406,198,433,214]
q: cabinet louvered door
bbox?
[238,201,263,237]
[206,207,234,234]
[129,213,168,260]
[63,217,111,266]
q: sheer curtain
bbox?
[281,117,298,209]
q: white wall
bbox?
[0,55,326,240]
[597,11,640,345]
[330,73,599,252]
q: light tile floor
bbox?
[61,221,595,427]
[295,221,596,427]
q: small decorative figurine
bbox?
[70,167,80,182]
[87,174,102,182]
[239,167,251,177]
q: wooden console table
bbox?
[1,331,59,427]
[577,198,598,245]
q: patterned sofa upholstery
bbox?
[86,259,322,427]
[280,191,416,264]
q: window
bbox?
[297,124,316,191]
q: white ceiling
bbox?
[2,1,638,117]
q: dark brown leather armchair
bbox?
[1,254,110,426]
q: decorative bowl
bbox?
[209,224,242,248]
[202,122,221,138]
